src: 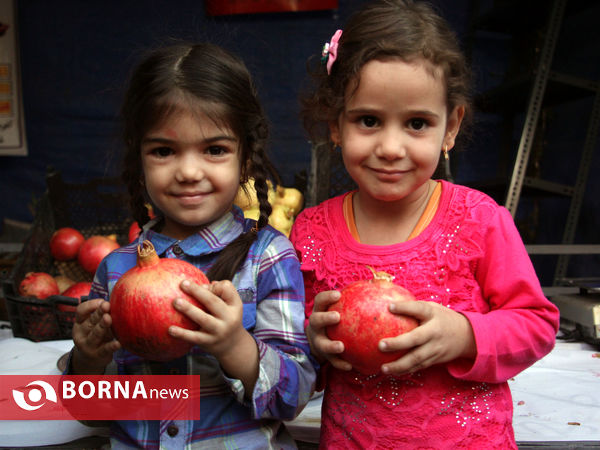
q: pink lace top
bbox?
[290,181,560,449]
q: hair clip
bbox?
[321,42,331,65]
[321,29,342,75]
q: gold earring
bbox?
[442,144,453,182]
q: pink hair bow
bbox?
[324,29,342,75]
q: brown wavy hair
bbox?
[120,43,279,281]
[301,0,472,149]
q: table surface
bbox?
[1,323,600,447]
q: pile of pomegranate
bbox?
[18,226,121,303]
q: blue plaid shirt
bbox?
[88,206,316,449]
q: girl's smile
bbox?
[141,105,242,240]
[369,167,412,183]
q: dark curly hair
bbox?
[120,43,279,281]
[301,0,472,154]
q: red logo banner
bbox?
[1,375,201,420]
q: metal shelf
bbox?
[469,0,599,285]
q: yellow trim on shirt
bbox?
[343,182,441,243]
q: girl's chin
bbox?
[358,189,411,203]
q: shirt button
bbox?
[167,425,179,437]
[172,245,183,256]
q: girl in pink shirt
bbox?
[290,1,560,448]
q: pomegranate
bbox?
[78,235,120,274]
[57,282,91,312]
[128,221,142,243]
[128,204,155,243]
[49,227,85,261]
[18,272,60,299]
[110,240,209,361]
[55,275,76,293]
[62,281,92,299]
[326,267,419,374]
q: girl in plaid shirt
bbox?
[68,43,316,449]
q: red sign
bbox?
[1,375,201,420]
[205,0,338,16]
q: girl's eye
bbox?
[150,146,174,157]
[206,145,227,156]
[409,118,427,131]
[360,116,379,128]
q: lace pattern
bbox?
[294,185,496,314]
[321,368,515,449]
[291,182,519,449]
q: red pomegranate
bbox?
[49,227,85,261]
[128,204,156,243]
[326,267,419,375]
[128,221,142,243]
[62,281,92,299]
[18,272,60,299]
[57,282,91,312]
[78,235,120,274]
[110,240,209,361]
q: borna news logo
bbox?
[12,380,58,411]
[2,375,201,420]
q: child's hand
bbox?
[378,300,476,375]
[169,280,259,393]
[306,290,352,371]
[169,280,245,356]
[72,298,121,374]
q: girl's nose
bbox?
[375,127,407,160]
[175,154,204,182]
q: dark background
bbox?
[1,0,598,286]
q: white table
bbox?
[0,331,110,447]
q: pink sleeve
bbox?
[447,207,560,383]
[289,212,317,329]
[290,211,329,391]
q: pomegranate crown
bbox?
[366,265,395,282]
[137,240,160,267]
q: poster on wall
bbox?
[205,0,338,16]
[0,0,26,156]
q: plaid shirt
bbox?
[88,207,316,449]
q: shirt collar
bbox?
[140,206,246,257]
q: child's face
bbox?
[141,107,242,240]
[330,58,463,205]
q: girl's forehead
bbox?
[348,57,445,96]
[151,97,234,135]
[359,57,443,81]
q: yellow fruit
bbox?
[54,275,76,294]
[234,181,258,210]
[243,207,260,221]
[269,204,294,237]
[235,178,279,211]
[274,187,304,216]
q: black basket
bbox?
[2,169,132,341]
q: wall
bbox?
[0,0,468,222]
[0,0,597,284]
